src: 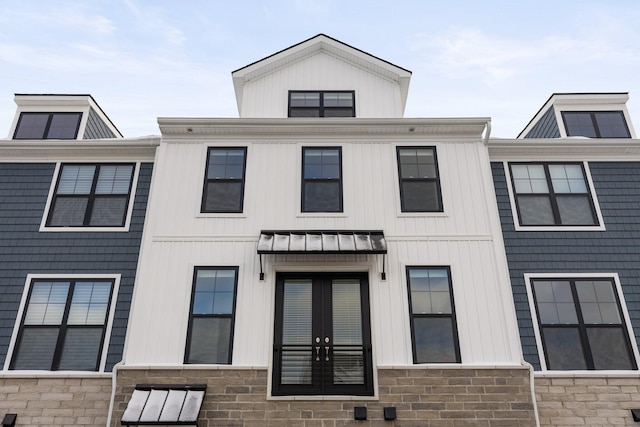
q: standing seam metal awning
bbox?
[120,384,206,426]
[257,230,387,279]
[258,230,387,254]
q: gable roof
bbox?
[231,34,412,114]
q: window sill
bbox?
[514,224,606,232]
[39,226,131,232]
[297,212,348,218]
[196,213,248,219]
[397,212,448,218]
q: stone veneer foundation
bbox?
[111,366,536,427]
[0,375,112,426]
[535,374,640,426]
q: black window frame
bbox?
[45,163,136,228]
[396,146,444,213]
[530,277,637,371]
[272,272,374,396]
[184,267,239,365]
[201,147,248,213]
[13,112,82,140]
[562,111,631,138]
[301,147,343,213]
[10,277,115,371]
[509,162,599,227]
[288,91,355,117]
[406,266,461,364]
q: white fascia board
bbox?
[157,117,489,139]
[0,136,160,162]
[488,137,640,161]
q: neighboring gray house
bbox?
[0,94,159,426]
[489,92,640,426]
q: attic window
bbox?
[14,112,82,140]
[289,91,355,117]
[562,111,630,138]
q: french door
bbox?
[272,273,373,396]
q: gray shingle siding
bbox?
[492,161,640,370]
[0,162,152,371]
[523,107,561,139]
[83,107,117,139]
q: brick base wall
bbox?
[535,375,640,426]
[111,366,536,427]
[0,376,112,426]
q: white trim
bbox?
[39,162,141,232]
[3,273,121,373]
[523,272,640,372]
[503,161,606,232]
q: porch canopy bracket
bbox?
[257,230,387,280]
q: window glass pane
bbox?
[24,282,70,325]
[587,328,634,370]
[204,182,242,212]
[564,113,597,137]
[68,282,111,325]
[413,317,457,363]
[12,328,58,370]
[401,181,440,211]
[533,281,577,324]
[409,269,451,314]
[58,328,102,370]
[576,280,621,324]
[323,109,353,117]
[333,280,362,345]
[95,165,133,194]
[49,197,88,226]
[549,165,587,194]
[47,113,81,139]
[323,92,353,107]
[14,113,49,139]
[282,280,312,345]
[207,149,245,179]
[556,196,596,225]
[89,197,128,226]
[58,165,96,194]
[188,317,231,364]
[512,165,548,194]
[290,92,320,107]
[594,112,629,138]
[289,108,320,117]
[194,269,236,315]
[517,195,554,225]
[542,327,587,370]
[303,181,341,212]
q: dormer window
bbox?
[14,112,82,140]
[288,91,355,117]
[562,111,630,138]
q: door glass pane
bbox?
[281,280,312,385]
[333,280,364,384]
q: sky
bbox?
[1,0,640,138]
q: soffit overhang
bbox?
[0,136,160,161]
[231,34,412,115]
[158,117,489,139]
[489,137,640,161]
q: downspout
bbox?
[483,119,539,427]
[106,360,123,427]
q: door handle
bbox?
[315,346,321,362]
[324,346,330,362]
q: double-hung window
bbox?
[397,147,443,212]
[185,267,238,364]
[202,148,247,213]
[289,91,355,117]
[46,163,135,227]
[301,147,342,212]
[562,111,630,138]
[509,162,598,226]
[11,278,114,371]
[14,112,82,140]
[530,277,636,370]
[406,267,460,363]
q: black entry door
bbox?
[272,273,373,396]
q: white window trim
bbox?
[524,272,640,372]
[503,161,605,231]
[39,162,141,232]
[3,273,122,373]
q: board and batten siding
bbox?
[123,133,522,367]
[239,51,404,118]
